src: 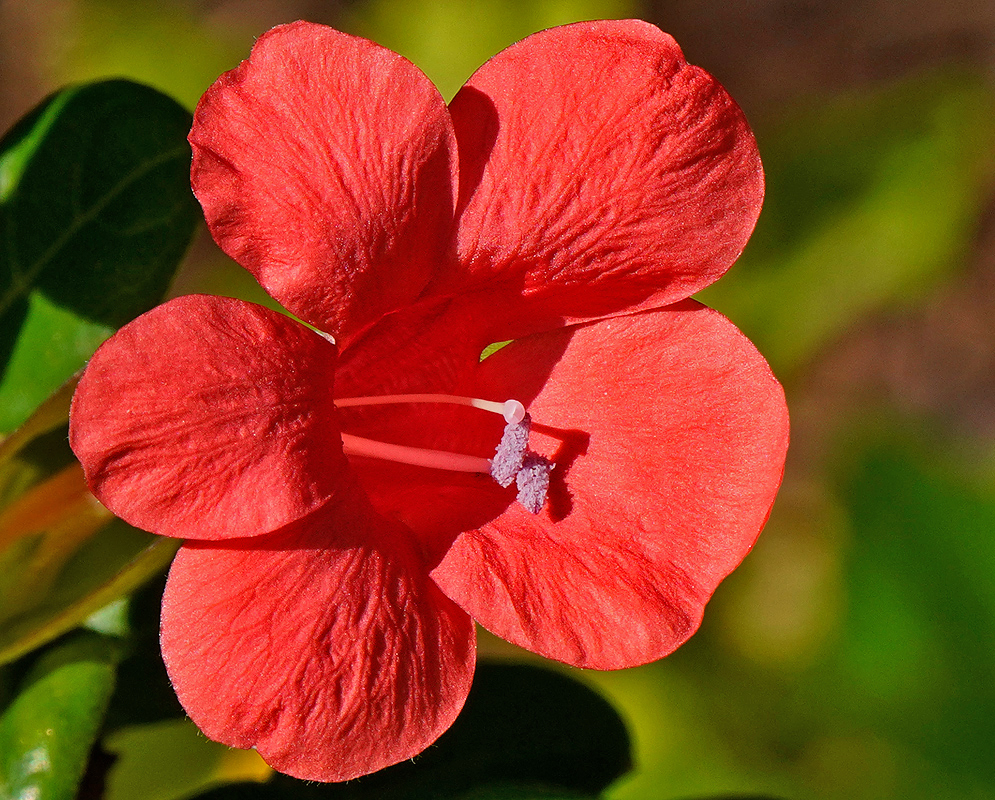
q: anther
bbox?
[490,413,531,488]
[516,453,553,514]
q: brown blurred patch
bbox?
[0,0,60,132]
[648,0,995,116]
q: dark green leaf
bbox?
[445,789,594,800]
[190,784,595,800]
[0,631,119,800]
[0,79,199,431]
[386,661,629,797]
[320,661,629,798]
[186,785,280,800]
[103,575,185,730]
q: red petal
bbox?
[160,488,476,782]
[446,20,762,332]
[431,301,789,669]
[69,295,344,540]
[189,22,457,344]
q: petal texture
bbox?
[190,22,457,343]
[431,301,789,669]
[447,20,763,330]
[160,488,476,782]
[69,295,343,540]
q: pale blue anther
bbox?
[516,453,553,514]
[490,413,531,488]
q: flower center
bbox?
[334,393,552,514]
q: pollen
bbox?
[490,413,531,488]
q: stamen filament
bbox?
[336,394,525,423]
[341,433,492,474]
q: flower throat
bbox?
[334,394,552,514]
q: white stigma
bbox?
[502,399,526,424]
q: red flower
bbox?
[69,20,788,782]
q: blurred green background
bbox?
[3,0,995,798]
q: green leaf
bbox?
[0,376,178,667]
[0,465,113,626]
[104,718,271,800]
[699,70,995,375]
[0,78,199,431]
[0,519,179,666]
[0,631,119,800]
